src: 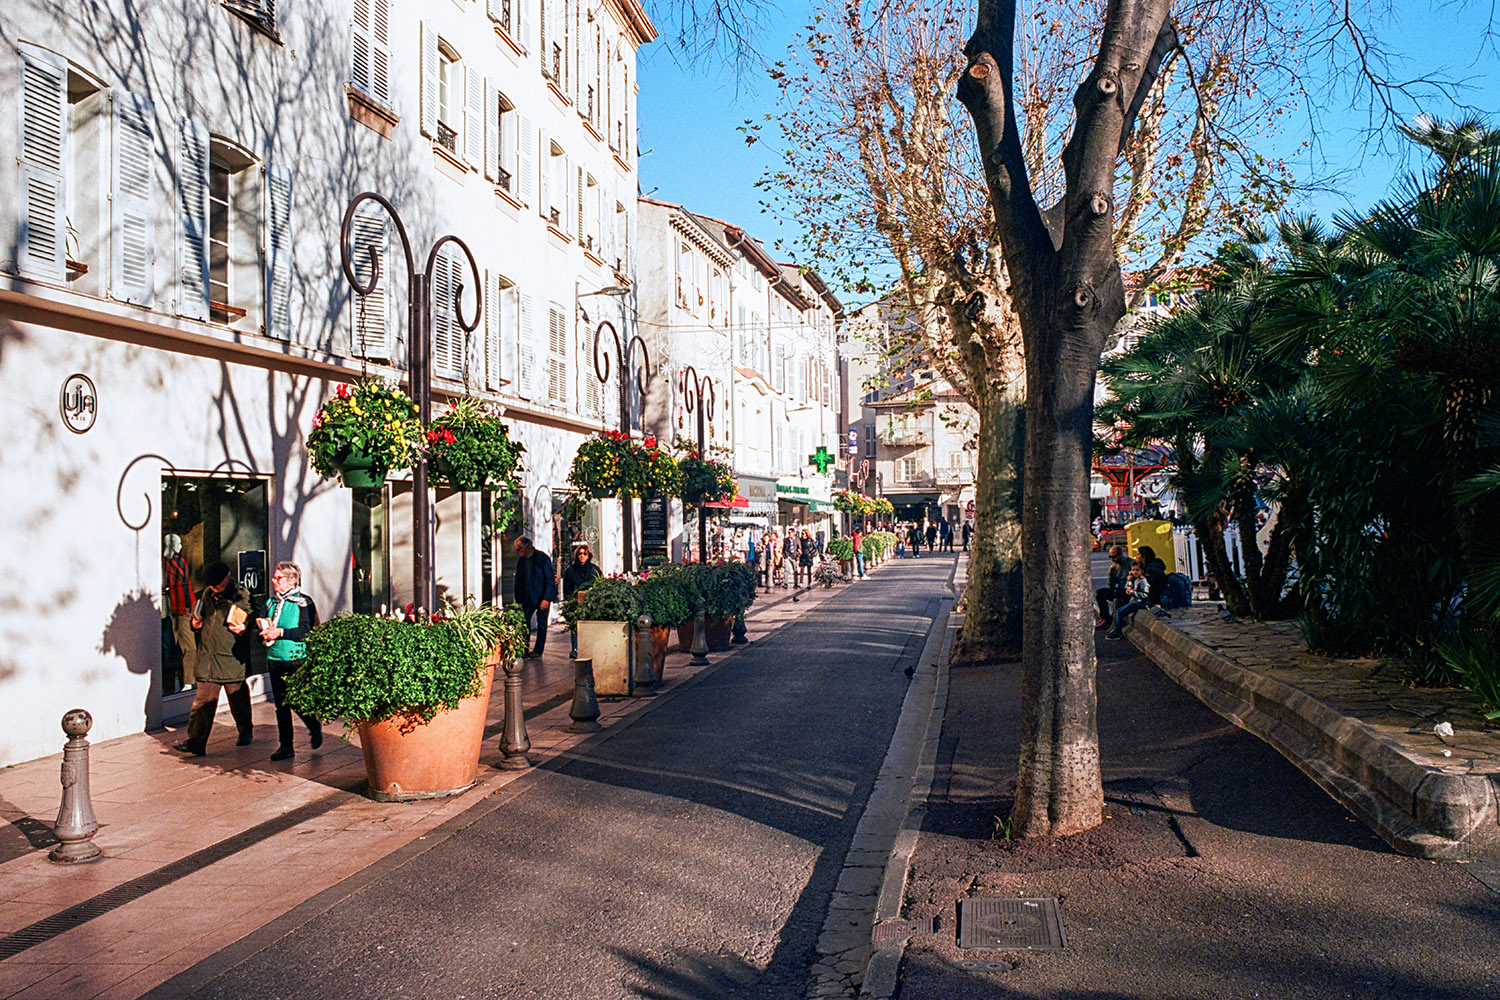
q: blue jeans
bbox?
[1111,599,1147,634]
[854,552,865,577]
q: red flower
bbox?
[336,383,351,399]
[443,429,456,444]
[643,435,657,448]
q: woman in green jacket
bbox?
[258,561,323,761]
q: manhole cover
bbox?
[957,897,1065,951]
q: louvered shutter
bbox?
[17,44,67,282]
[485,270,501,389]
[517,0,531,53]
[575,164,584,244]
[111,91,155,306]
[483,78,499,182]
[432,249,465,381]
[265,163,293,338]
[518,116,535,206]
[548,304,568,405]
[539,0,550,76]
[419,21,438,139]
[486,0,503,26]
[519,292,542,398]
[351,0,392,105]
[464,66,483,168]
[500,280,518,389]
[539,130,551,220]
[582,319,602,416]
[350,211,390,360]
[176,117,210,320]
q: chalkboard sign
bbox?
[641,493,669,559]
[238,549,268,602]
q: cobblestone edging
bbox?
[1127,608,1500,859]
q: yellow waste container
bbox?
[1125,519,1175,568]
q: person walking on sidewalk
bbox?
[851,526,865,578]
[172,562,254,756]
[925,520,938,552]
[797,528,817,586]
[940,518,953,551]
[513,537,557,658]
[259,561,323,761]
[962,520,972,552]
[906,522,923,558]
[783,532,797,586]
[1096,544,1130,628]
[562,543,602,657]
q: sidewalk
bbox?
[875,569,1500,1000]
[0,563,887,1000]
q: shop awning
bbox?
[883,491,940,505]
[703,493,750,509]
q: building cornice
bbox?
[604,0,658,47]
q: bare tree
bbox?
[758,0,1297,662]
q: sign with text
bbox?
[641,493,669,559]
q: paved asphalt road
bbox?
[147,555,957,1000]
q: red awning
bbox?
[703,493,751,509]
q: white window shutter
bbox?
[485,270,501,389]
[350,211,390,361]
[539,131,551,220]
[17,44,67,282]
[517,0,531,53]
[464,66,483,168]
[486,0,503,25]
[582,319,602,416]
[548,303,568,405]
[539,0,550,75]
[419,21,438,139]
[519,292,541,399]
[483,78,499,182]
[265,163,293,339]
[351,0,372,96]
[517,116,534,206]
[111,91,155,306]
[501,280,518,389]
[176,117,210,320]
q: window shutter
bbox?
[485,270,501,390]
[175,117,210,320]
[547,303,568,406]
[539,131,551,220]
[349,211,390,361]
[483,78,499,182]
[432,248,467,381]
[501,279,518,389]
[539,0,550,76]
[464,66,483,168]
[351,0,372,96]
[519,292,541,399]
[517,115,534,205]
[486,0,503,25]
[111,91,155,306]
[419,21,438,139]
[582,320,602,416]
[517,0,531,53]
[265,163,293,338]
[575,164,584,244]
[17,44,67,282]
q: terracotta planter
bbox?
[705,615,733,651]
[650,625,671,681]
[356,663,494,802]
[677,623,693,653]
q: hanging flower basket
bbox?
[834,489,877,516]
[308,379,424,488]
[875,498,895,516]
[679,453,736,506]
[425,398,526,499]
[568,432,682,499]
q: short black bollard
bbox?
[52,709,101,864]
[568,658,602,733]
[731,610,748,645]
[499,656,531,770]
[690,596,710,665]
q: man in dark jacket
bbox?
[513,537,558,658]
[1139,545,1169,606]
[172,561,254,756]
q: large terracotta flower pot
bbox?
[649,625,671,681]
[356,663,494,802]
[705,615,733,651]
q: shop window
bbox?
[159,475,270,699]
[353,487,390,616]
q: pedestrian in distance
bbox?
[962,520,973,552]
[172,561,254,756]
[562,543,602,657]
[513,537,558,658]
[258,561,323,761]
[815,527,826,557]
[783,532,797,586]
[907,522,923,558]
[1095,544,1130,629]
[925,520,938,551]
[940,518,953,551]
[851,526,865,578]
[797,528,816,586]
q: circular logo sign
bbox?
[60,374,97,434]
[965,499,975,515]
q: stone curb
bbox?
[1127,613,1500,860]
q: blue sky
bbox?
[637,1,1496,297]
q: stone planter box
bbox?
[577,620,633,696]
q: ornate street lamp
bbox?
[679,365,717,562]
[592,317,651,572]
[339,192,481,612]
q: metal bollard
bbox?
[568,658,602,733]
[731,609,748,644]
[690,596,710,665]
[498,656,532,770]
[633,614,656,689]
[51,709,101,864]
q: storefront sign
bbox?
[641,493,669,559]
[237,549,268,602]
[60,373,96,433]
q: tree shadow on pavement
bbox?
[611,947,762,1000]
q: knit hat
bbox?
[202,561,231,587]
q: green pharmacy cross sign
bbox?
[807,446,835,474]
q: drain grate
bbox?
[957,897,1065,951]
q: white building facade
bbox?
[0,0,653,764]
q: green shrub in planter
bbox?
[637,569,695,627]
[828,538,856,561]
[698,561,757,618]
[569,575,644,628]
[286,603,527,729]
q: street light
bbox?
[679,365,717,562]
[591,304,651,572]
[339,192,481,613]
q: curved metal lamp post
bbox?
[679,365,717,562]
[339,193,481,611]
[593,320,652,572]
